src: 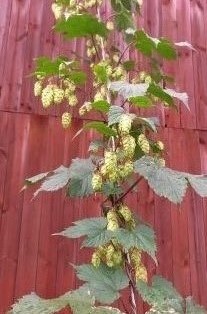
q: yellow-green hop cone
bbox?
[91,173,102,191]
[106,244,115,267]
[104,151,117,172]
[112,250,123,266]
[91,251,101,268]
[158,157,166,167]
[61,112,72,129]
[34,81,43,97]
[135,264,148,282]
[144,75,152,84]
[41,85,54,108]
[122,161,134,177]
[112,65,125,79]
[68,95,78,107]
[64,80,76,92]
[138,134,150,154]
[122,135,136,158]
[100,164,107,176]
[106,21,114,30]
[119,205,133,222]
[139,71,147,82]
[157,140,165,151]
[51,3,63,20]
[53,87,65,104]
[107,210,119,231]
[130,247,141,267]
[108,170,119,183]
[118,114,132,134]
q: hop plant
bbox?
[112,250,123,266]
[68,95,78,107]
[122,135,136,158]
[106,21,114,30]
[158,157,166,167]
[106,244,115,267]
[112,65,125,79]
[157,140,165,151]
[135,264,148,282]
[130,247,142,267]
[91,251,101,268]
[41,84,55,108]
[61,112,72,129]
[119,205,133,222]
[108,169,119,183]
[107,210,119,231]
[104,151,117,172]
[34,81,43,97]
[119,161,134,178]
[119,114,132,134]
[138,134,150,154]
[51,3,63,20]
[91,173,102,191]
[53,87,65,104]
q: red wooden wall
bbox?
[0,0,207,313]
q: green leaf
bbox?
[94,64,108,83]
[134,156,188,204]
[135,117,159,132]
[55,14,108,38]
[68,70,87,85]
[108,105,125,125]
[102,182,123,197]
[75,264,129,304]
[114,224,157,261]
[88,139,105,152]
[84,122,116,137]
[109,81,148,99]
[123,60,135,71]
[137,276,184,313]
[186,175,207,197]
[148,83,174,106]
[68,178,92,197]
[185,297,207,314]
[67,158,95,198]
[135,30,156,56]
[9,292,70,314]
[156,39,177,60]
[165,88,189,110]
[34,56,68,77]
[9,288,125,314]
[34,166,71,197]
[115,11,133,31]
[130,96,152,108]
[23,171,49,188]
[91,100,110,113]
[56,217,113,248]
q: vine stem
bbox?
[96,4,139,313]
[126,253,138,314]
[115,177,142,205]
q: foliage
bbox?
[11,0,207,313]
[10,288,125,314]
[137,276,207,314]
